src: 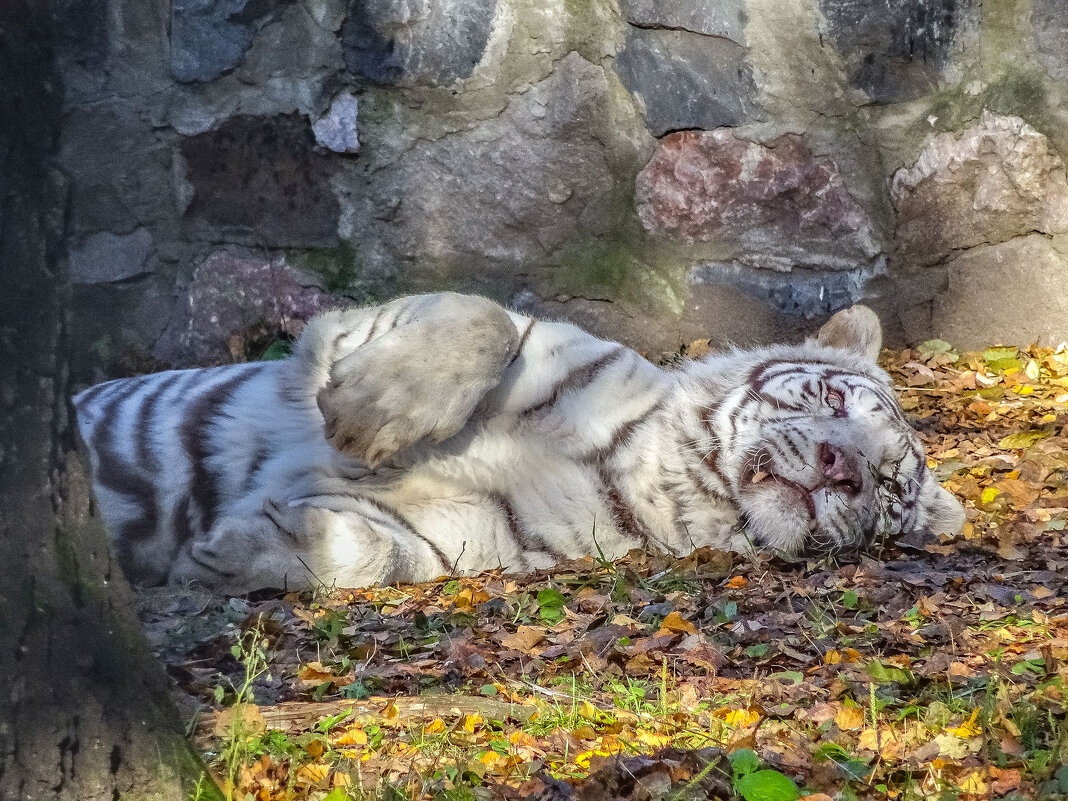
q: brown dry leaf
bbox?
[625,652,659,675]
[990,767,1022,795]
[997,541,1026,560]
[499,625,548,653]
[677,642,726,671]
[685,339,712,359]
[657,611,698,635]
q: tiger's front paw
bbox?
[317,330,513,466]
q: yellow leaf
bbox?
[719,708,761,727]
[947,709,982,738]
[424,718,446,734]
[296,762,330,785]
[509,730,537,746]
[959,770,988,795]
[633,729,673,748]
[981,487,1000,505]
[858,727,880,751]
[462,713,482,733]
[578,701,599,721]
[823,647,862,664]
[659,611,698,635]
[297,661,336,682]
[835,705,865,730]
[334,725,368,746]
[999,430,1052,449]
[479,750,504,767]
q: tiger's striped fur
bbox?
[74,293,964,593]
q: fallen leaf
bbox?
[499,625,548,653]
[835,705,865,730]
[657,611,698,635]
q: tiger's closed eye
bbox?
[825,386,845,414]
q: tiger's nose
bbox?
[817,443,862,495]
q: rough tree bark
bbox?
[0,4,218,799]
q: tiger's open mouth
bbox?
[741,464,817,520]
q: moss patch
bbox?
[294,242,362,295]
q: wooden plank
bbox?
[200,694,536,736]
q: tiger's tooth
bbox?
[751,470,769,484]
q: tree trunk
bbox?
[0,4,218,799]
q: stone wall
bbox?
[53,0,1068,378]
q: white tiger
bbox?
[74,293,964,594]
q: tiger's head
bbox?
[686,305,964,556]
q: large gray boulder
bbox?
[341,0,498,86]
[892,111,1068,269]
[818,0,977,103]
[615,28,759,136]
[179,114,341,247]
[154,251,346,367]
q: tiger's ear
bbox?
[816,304,882,362]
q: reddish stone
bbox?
[153,251,348,367]
[635,130,875,271]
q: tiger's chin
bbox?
[737,482,864,557]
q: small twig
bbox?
[450,541,467,576]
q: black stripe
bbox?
[89,376,159,542]
[363,308,387,344]
[189,551,237,579]
[508,319,536,366]
[493,493,569,562]
[597,464,653,548]
[684,463,729,500]
[359,496,451,572]
[605,396,665,456]
[749,358,842,392]
[179,365,259,537]
[580,395,666,464]
[779,429,807,465]
[134,373,184,472]
[521,347,626,417]
[698,410,731,488]
[172,495,194,546]
[243,439,271,493]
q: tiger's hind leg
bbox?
[170,496,452,593]
[293,293,520,467]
